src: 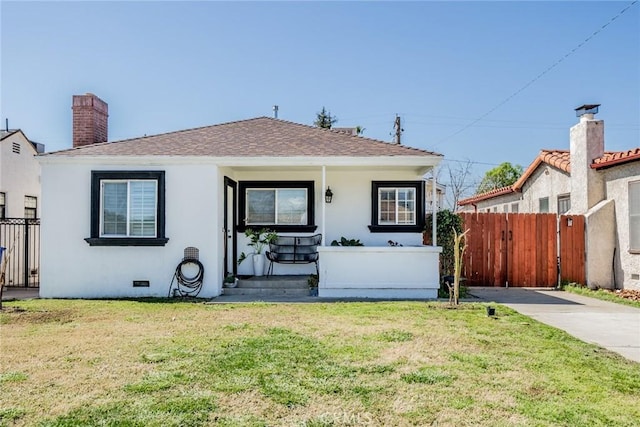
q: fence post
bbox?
[24,220,30,288]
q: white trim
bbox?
[38,155,442,169]
[432,166,438,246]
[322,165,327,247]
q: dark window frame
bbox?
[369,181,425,233]
[85,171,168,246]
[24,195,37,219]
[238,181,316,233]
[0,192,5,219]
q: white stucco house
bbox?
[38,98,443,299]
[0,129,44,219]
[459,105,640,291]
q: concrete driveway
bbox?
[470,287,640,363]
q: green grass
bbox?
[1,299,639,426]
[563,284,640,308]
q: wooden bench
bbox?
[266,234,322,276]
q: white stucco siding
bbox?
[604,162,640,290]
[39,162,223,298]
[232,167,431,275]
[519,166,571,213]
[461,166,571,214]
[1,133,41,218]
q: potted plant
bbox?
[223,273,238,288]
[308,274,319,296]
[238,228,278,276]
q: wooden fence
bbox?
[459,213,585,287]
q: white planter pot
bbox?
[252,253,265,276]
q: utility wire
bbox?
[433,0,639,147]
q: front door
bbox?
[223,177,237,278]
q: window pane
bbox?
[276,189,307,225]
[630,182,640,250]
[379,189,396,224]
[558,195,571,214]
[25,196,37,209]
[397,188,416,224]
[247,189,275,224]
[129,181,157,237]
[539,197,549,213]
[0,192,5,205]
[102,182,127,235]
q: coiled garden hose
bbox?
[168,259,204,297]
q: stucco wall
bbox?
[0,133,41,218]
[229,167,428,276]
[461,165,571,214]
[39,162,222,298]
[604,162,640,290]
[40,162,435,298]
[584,199,615,289]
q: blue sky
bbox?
[2,1,638,192]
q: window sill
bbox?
[85,237,169,247]
[237,225,317,233]
[629,249,640,255]
[368,225,424,233]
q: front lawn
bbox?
[1,299,639,426]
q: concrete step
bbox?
[236,275,310,289]
[222,287,311,297]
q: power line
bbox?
[432,0,639,147]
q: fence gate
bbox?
[460,213,585,287]
[0,218,40,288]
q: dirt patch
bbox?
[607,289,640,302]
[1,307,77,324]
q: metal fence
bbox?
[0,218,40,288]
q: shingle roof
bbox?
[592,148,640,169]
[42,117,441,158]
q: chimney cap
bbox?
[575,104,600,117]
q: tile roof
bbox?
[458,186,514,206]
[42,117,441,158]
[592,148,640,169]
[458,146,639,207]
[512,149,570,191]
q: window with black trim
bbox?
[238,181,316,232]
[24,196,37,219]
[85,171,168,246]
[369,181,425,232]
[0,192,5,219]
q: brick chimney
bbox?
[72,93,108,148]
[569,104,605,213]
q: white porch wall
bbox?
[40,162,222,298]
[318,246,441,299]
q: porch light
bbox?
[325,187,333,203]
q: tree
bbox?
[443,159,475,211]
[314,107,338,129]
[476,162,523,194]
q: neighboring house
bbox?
[38,94,443,299]
[459,105,640,291]
[424,177,445,212]
[0,129,44,219]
